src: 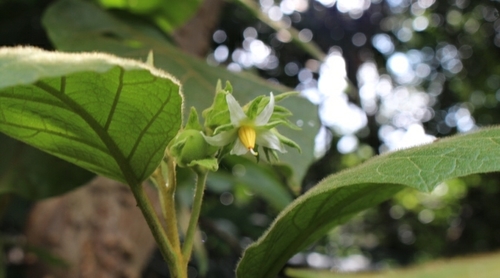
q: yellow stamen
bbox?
[238,126,258,156]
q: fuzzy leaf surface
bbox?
[237,127,500,277]
[0,47,182,185]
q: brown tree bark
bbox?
[25,177,160,278]
[172,0,225,57]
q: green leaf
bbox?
[208,156,294,211]
[151,0,203,33]
[97,0,203,33]
[97,0,164,14]
[0,47,182,185]
[236,127,500,278]
[42,0,318,184]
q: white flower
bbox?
[202,93,286,156]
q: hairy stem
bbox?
[164,158,182,253]
[129,183,185,277]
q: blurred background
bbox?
[1,0,500,277]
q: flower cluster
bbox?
[203,92,287,156]
[168,81,300,171]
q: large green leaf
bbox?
[97,0,203,33]
[41,0,318,184]
[236,127,500,278]
[0,47,182,185]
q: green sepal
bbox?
[279,119,301,131]
[263,147,279,162]
[169,138,187,158]
[275,131,301,153]
[213,122,235,135]
[222,80,233,94]
[261,120,288,130]
[202,81,234,132]
[244,95,265,119]
[187,157,219,172]
[274,91,299,102]
[255,143,261,163]
[215,79,223,93]
[251,92,297,120]
[271,105,293,118]
[217,141,235,160]
[185,106,203,131]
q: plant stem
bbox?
[157,157,181,255]
[129,183,185,277]
[181,169,208,262]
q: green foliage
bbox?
[96,0,203,33]
[236,127,500,278]
[41,0,318,184]
[0,47,182,185]
[2,0,498,277]
[209,156,294,211]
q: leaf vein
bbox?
[104,68,124,131]
[126,85,174,163]
[34,80,138,185]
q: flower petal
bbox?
[256,130,287,153]
[255,92,274,126]
[226,94,247,126]
[231,139,249,155]
[201,130,236,147]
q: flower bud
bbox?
[169,129,218,168]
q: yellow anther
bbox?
[238,126,258,156]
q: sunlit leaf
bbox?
[0,47,182,185]
[237,127,500,277]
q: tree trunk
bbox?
[25,176,159,278]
